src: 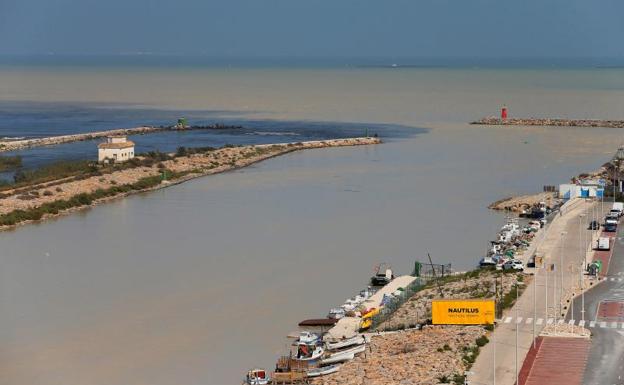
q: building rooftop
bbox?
[98,140,135,149]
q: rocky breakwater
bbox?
[312,326,486,385]
[0,123,246,152]
[488,192,560,214]
[472,117,624,128]
[0,126,161,152]
[0,137,380,229]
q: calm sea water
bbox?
[1,65,624,385]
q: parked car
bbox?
[503,260,524,271]
[605,219,618,232]
[588,220,600,230]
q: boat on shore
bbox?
[324,334,366,351]
[306,364,341,378]
[320,343,366,365]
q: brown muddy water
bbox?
[2,67,624,385]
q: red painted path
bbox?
[518,337,590,385]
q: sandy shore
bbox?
[0,137,380,229]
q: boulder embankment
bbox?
[472,117,624,128]
[488,192,560,213]
[0,124,243,153]
[0,137,380,230]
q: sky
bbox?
[0,0,623,59]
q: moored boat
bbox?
[294,342,324,361]
[244,368,270,385]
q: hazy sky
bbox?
[0,0,623,58]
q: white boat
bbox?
[294,343,324,361]
[325,335,366,351]
[295,331,319,345]
[244,368,270,385]
[306,364,341,378]
[320,344,366,365]
[320,352,354,365]
[328,307,346,319]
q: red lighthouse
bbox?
[501,105,508,120]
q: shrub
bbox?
[476,335,489,347]
[43,190,53,196]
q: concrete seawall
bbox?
[472,117,624,128]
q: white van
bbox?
[597,237,610,251]
[612,202,623,217]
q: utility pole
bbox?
[515,284,519,385]
[560,231,567,321]
[533,261,537,348]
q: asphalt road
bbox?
[572,223,624,385]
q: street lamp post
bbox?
[559,231,567,323]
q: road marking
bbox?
[612,322,619,328]
[504,317,512,324]
[536,318,543,325]
[568,319,575,326]
[557,319,565,325]
[525,317,533,324]
[547,318,554,325]
[590,321,596,327]
[516,317,524,324]
[600,321,607,328]
[579,320,586,327]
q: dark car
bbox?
[588,220,600,230]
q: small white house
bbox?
[98,136,135,163]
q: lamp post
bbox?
[579,213,586,322]
[611,147,624,202]
[559,231,567,321]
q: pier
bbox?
[471,117,624,128]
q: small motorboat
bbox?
[320,352,354,365]
[244,368,270,385]
[328,307,346,319]
[294,331,319,345]
[325,334,366,351]
[323,343,366,364]
[371,263,394,286]
[306,363,341,378]
[294,343,324,361]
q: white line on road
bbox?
[568,319,575,326]
[504,317,512,324]
[579,320,586,327]
[547,318,554,325]
[600,321,607,328]
[525,318,533,324]
[516,317,524,324]
[590,321,596,327]
[557,319,565,325]
[536,318,543,325]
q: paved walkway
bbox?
[519,336,591,385]
[469,199,606,385]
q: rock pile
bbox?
[472,117,624,128]
[312,326,486,385]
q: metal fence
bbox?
[369,277,428,330]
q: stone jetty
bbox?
[471,117,624,128]
[0,137,381,229]
[0,124,243,153]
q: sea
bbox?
[2,57,624,385]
